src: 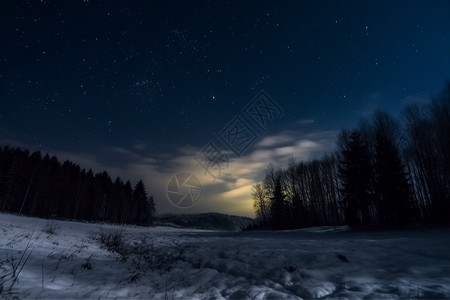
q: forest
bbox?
[253,82,450,229]
[0,148,155,225]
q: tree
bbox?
[428,82,450,221]
[121,181,133,224]
[373,111,414,225]
[402,102,444,222]
[270,177,287,229]
[133,180,152,225]
[338,129,374,226]
[252,182,270,226]
[147,195,156,225]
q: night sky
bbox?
[1,0,450,216]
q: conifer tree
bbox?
[270,177,286,229]
[373,111,413,225]
[339,129,374,226]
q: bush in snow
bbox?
[94,230,129,260]
[42,222,60,236]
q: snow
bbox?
[1,213,450,299]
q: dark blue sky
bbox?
[1,0,449,216]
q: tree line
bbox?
[253,82,450,229]
[0,147,156,225]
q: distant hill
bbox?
[155,212,255,231]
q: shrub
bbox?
[42,222,60,236]
[94,230,128,260]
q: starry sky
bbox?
[1,0,450,217]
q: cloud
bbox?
[256,134,297,147]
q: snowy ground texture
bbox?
[1,213,450,299]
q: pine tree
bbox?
[373,111,414,225]
[133,180,149,225]
[121,181,133,224]
[270,177,287,229]
[338,130,374,226]
[147,195,156,225]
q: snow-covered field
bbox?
[1,213,450,299]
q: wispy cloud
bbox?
[256,134,297,147]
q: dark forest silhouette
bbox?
[253,81,450,229]
[0,148,155,225]
[1,82,449,229]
